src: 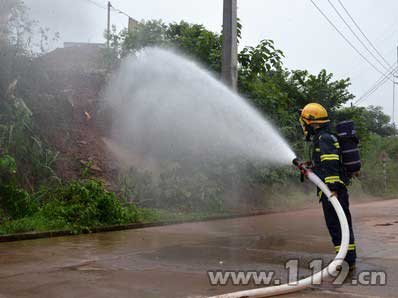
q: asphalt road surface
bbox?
[0,199,397,298]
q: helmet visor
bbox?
[299,117,308,137]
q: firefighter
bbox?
[299,103,356,270]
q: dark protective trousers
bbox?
[320,188,357,266]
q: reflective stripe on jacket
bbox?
[311,126,347,192]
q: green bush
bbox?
[0,215,66,234]
[0,97,59,190]
[0,155,38,219]
[117,163,227,212]
[39,179,137,232]
[0,184,36,219]
[0,177,143,234]
[360,134,398,196]
[116,160,303,213]
[0,155,17,175]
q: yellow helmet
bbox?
[300,103,330,125]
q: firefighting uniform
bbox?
[311,124,357,267]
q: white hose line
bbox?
[209,171,350,298]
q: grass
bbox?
[0,207,234,236]
[0,215,68,235]
[0,175,237,236]
[1,175,396,237]
[136,208,234,223]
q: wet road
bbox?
[0,199,397,298]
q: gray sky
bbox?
[24,0,398,122]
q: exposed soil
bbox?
[31,46,116,185]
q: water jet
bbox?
[103,48,350,298]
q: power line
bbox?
[355,63,398,105]
[83,0,133,19]
[337,0,392,69]
[350,44,398,80]
[359,64,397,101]
[355,76,389,105]
[309,0,392,81]
[327,0,390,72]
[83,0,107,10]
[355,65,396,104]
[110,5,132,19]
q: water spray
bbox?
[209,158,350,298]
[104,48,295,166]
[105,49,350,297]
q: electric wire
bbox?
[355,63,398,105]
[351,45,398,80]
[327,0,390,72]
[355,65,396,104]
[337,0,392,69]
[83,0,107,10]
[337,0,396,121]
[82,0,134,19]
[359,63,397,99]
[86,0,394,107]
[309,0,392,81]
[110,5,132,18]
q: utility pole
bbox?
[107,1,111,48]
[221,0,238,91]
[393,46,398,133]
[393,74,395,130]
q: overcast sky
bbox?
[24,0,398,122]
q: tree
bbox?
[237,39,287,123]
[166,21,222,72]
[363,106,396,136]
[109,19,357,156]
[5,0,37,55]
[122,20,168,54]
[0,0,17,44]
[236,41,354,146]
[238,39,284,79]
[287,69,354,111]
[119,20,223,72]
[335,105,397,138]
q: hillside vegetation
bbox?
[1,1,397,235]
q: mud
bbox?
[0,199,397,298]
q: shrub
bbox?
[0,184,36,219]
[0,155,38,219]
[0,178,144,234]
[39,179,137,232]
[0,215,66,234]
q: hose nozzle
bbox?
[292,157,301,167]
[292,157,312,182]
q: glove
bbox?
[299,161,312,183]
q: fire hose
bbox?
[209,158,350,298]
